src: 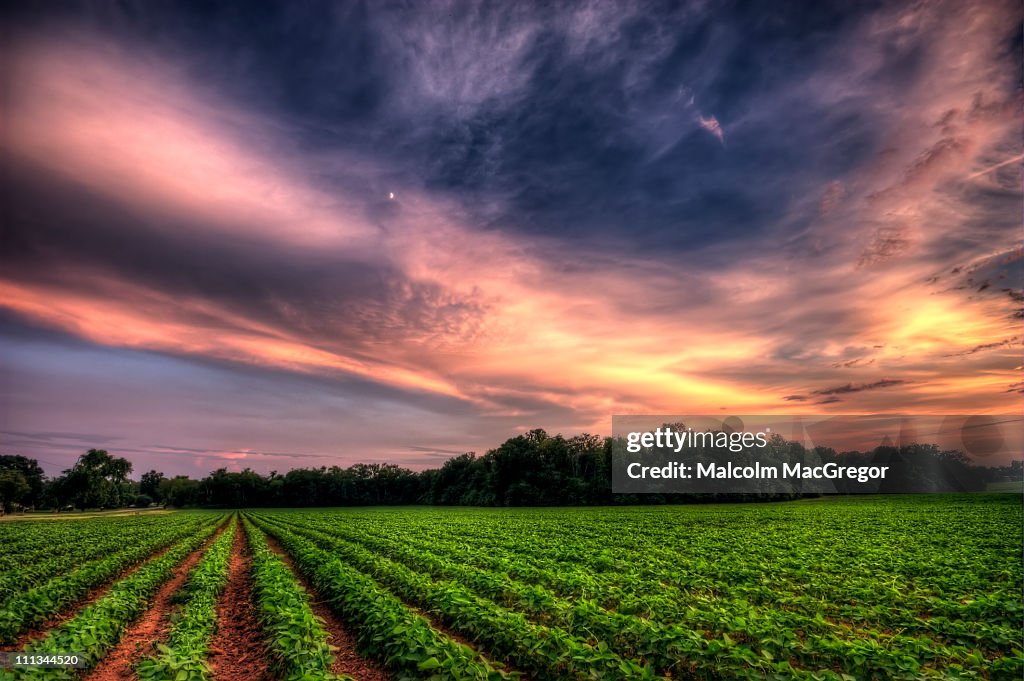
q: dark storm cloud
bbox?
[385,1,891,249]
[1,0,892,253]
[4,1,1017,267]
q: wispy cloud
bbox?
[944,337,1019,357]
[697,115,725,144]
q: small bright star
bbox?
[388,192,395,200]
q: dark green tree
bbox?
[158,476,201,507]
[0,470,31,513]
[0,455,46,507]
[51,449,134,510]
[140,470,166,502]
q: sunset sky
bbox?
[1,0,1021,477]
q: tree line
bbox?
[1,428,1021,512]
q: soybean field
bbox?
[0,495,1020,680]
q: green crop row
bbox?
[340,505,1021,637]
[0,515,226,680]
[0,515,178,565]
[269,514,771,678]
[0,516,191,601]
[243,517,353,681]
[248,515,510,681]
[256,514,665,681]
[0,514,221,644]
[136,517,237,681]
[257,501,1023,681]
[359,502,1022,636]
[287,513,1003,679]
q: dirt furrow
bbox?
[262,533,391,681]
[84,523,228,681]
[207,521,273,681]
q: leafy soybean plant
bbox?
[136,517,237,681]
[0,514,219,643]
[243,517,353,681]
[256,514,664,681]
[0,497,1018,680]
[248,515,510,681]
[278,513,995,679]
[256,496,1022,680]
[0,515,185,601]
[0,515,226,680]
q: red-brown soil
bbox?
[263,533,391,681]
[206,523,273,681]
[84,524,228,680]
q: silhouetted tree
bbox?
[49,449,134,510]
[0,470,31,513]
[3,430,1010,511]
[140,470,166,502]
[0,455,45,508]
[158,475,201,507]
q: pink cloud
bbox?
[697,114,724,143]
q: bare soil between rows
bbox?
[262,531,391,681]
[207,520,274,681]
[84,522,229,681]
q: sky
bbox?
[1,0,1021,478]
